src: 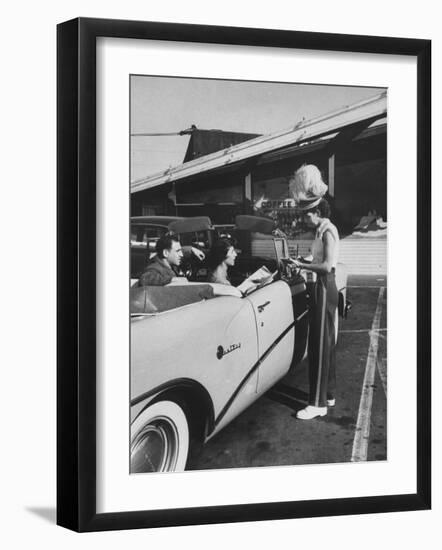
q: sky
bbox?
[130,76,383,182]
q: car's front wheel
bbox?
[130,400,190,473]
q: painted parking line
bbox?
[340,328,387,334]
[377,357,387,396]
[351,287,385,462]
[347,285,386,289]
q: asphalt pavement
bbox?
[188,275,387,470]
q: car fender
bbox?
[131,296,259,429]
[131,377,216,438]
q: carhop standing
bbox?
[289,165,340,420]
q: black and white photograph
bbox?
[129,76,388,474]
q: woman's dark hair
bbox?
[206,238,234,270]
[305,198,331,218]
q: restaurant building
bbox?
[131,93,387,274]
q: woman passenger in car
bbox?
[206,238,238,286]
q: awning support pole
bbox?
[328,154,335,197]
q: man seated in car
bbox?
[138,234,187,286]
[138,234,241,297]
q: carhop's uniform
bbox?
[307,226,340,407]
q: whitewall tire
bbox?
[131,400,190,473]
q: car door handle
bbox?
[257,301,271,313]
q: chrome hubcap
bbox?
[131,416,179,473]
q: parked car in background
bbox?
[131,216,184,281]
[130,215,350,474]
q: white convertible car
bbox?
[130,216,348,473]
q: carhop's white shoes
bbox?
[296,405,327,420]
[327,398,336,407]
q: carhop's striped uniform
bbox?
[307,226,340,407]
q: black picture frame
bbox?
[57,17,431,532]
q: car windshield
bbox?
[228,230,289,263]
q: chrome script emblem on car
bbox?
[216,343,241,360]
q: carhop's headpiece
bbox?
[295,196,323,211]
[289,164,328,210]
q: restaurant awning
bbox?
[131,91,387,194]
